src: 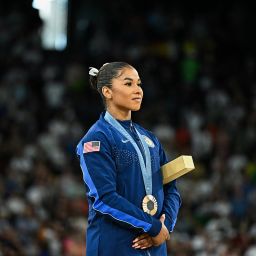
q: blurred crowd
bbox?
[1,1,256,255]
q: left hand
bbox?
[132,233,153,250]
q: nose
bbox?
[134,85,143,95]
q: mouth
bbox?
[132,97,142,102]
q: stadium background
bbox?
[1,1,256,255]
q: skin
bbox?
[132,214,170,250]
[102,66,170,249]
[102,66,143,120]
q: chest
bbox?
[112,132,160,174]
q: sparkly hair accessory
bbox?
[89,67,99,77]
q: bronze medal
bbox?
[142,195,158,216]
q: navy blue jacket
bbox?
[76,112,181,256]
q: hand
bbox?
[132,233,153,250]
[151,214,170,247]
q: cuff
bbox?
[147,218,162,237]
[164,215,177,232]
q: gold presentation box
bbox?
[161,155,195,184]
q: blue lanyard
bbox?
[104,111,152,195]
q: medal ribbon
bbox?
[104,111,152,195]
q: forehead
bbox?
[116,67,140,80]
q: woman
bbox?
[76,62,181,256]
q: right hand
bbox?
[151,214,170,246]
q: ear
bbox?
[102,86,112,99]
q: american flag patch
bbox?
[83,141,101,153]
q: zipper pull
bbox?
[130,121,133,132]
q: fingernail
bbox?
[133,239,138,243]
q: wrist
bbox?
[147,218,162,237]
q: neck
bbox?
[106,106,131,121]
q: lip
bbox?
[132,98,142,102]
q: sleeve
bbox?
[76,131,162,237]
[159,143,182,232]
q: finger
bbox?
[140,244,153,250]
[132,239,149,247]
[133,242,146,249]
[132,238,153,249]
[133,234,149,243]
[160,214,165,223]
[138,238,152,246]
[133,243,153,249]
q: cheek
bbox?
[114,91,129,102]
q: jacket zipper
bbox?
[130,123,146,164]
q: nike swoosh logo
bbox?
[121,139,130,143]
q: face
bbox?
[104,67,143,112]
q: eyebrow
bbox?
[123,77,141,82]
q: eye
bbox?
[125,82,132,86]
[137,83,142,87]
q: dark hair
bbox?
[89,62,132,102]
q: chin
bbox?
[131,106,141,111]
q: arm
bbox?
[132,137,181,249]
[76,131,162,237]
[159,143,182,232]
